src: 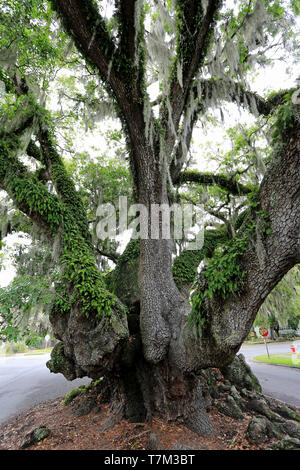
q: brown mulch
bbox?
[0,395,282,451]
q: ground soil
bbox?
[0,394,293,451]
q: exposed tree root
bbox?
[62,354,300,449]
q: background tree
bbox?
[0,0,299,436]
[255,266,300,335]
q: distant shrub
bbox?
[25,334,44,350]
[5,341,27,354]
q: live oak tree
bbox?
[0,0,299,436]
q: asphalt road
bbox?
[0,353,91,426]
[239,342,300,408]
[0,342,299,427]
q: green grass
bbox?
[0,348,53,357]
[23,348,53,355]
[253,353,300,368]
[245,337,299,345]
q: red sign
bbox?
[259,327,269,337]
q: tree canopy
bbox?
[0,0,299,435]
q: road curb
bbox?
[250,359,300,370]
[243,340,295,346]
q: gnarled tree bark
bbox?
[1,0,299,437]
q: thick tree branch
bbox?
[162,0,221,151]
[205,207,234,238]
[6,71,92,245]
[176,169,253,196]
[95,246,120,264]
[0,138,62,240]
[50,0,147,108]
[116,0,139,65]
[26,140,43,162]
[1,116,129,380]
[172,107,300,372]
[51,0,116,83]
[51,0,155,187]
[36,125,92,244]
[194,78,293,116]
[0,98,36,138]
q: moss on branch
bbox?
[190,220,256,327]
[177,170,254,196]
[50,0,116,76]
[172,227,229,292]
[193,78,295,117]
[0,135,63,236]
[37,126,91,244]
[0,115,125,322]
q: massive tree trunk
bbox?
[2,90,300,439]
[137,155,185,364]
[46,109,300,436]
